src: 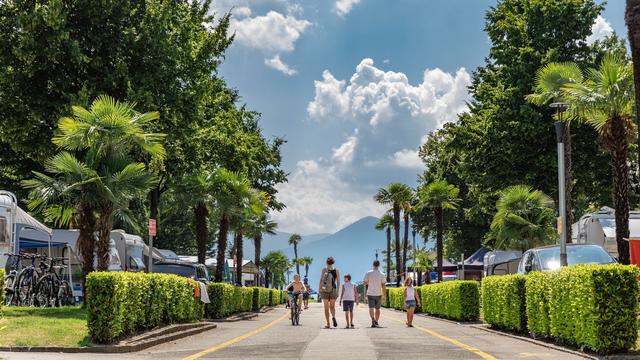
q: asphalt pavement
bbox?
[0,302,588,359]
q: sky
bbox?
[213,0,628,235]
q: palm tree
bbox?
[374,213,393,283]
[300,256,313,280]
[527,62,582,244]
[175,169,214,264]
[288,233,302,275]
[413,249,434,286]
[627,0,640,176]
[530,55,636,263]
[24,96,164,271]
[487,185,557,252]
[399,189,414,278]
[231,192,266,285]
[212,169,260,282]
[374,183,413,286]
[262,250,289,288]
[417,180,460,282]
[246,215,278,286]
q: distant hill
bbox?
[243,231,330,262]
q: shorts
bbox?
[367,295,381,309]
[302,292,309,300]
[288,292,301,300]
[320,291,337,300]
[343,300,354,311]
[405,300,417,309]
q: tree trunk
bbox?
[235,230,243,285]
[254,234,262,286]
[386,226,391,283]
[294,244,299,275]
[435,207,444,282]
[194,202,208,265]
[402,212,409,278]
[417,269,422,286]
[95,203,113,271]
[563,123,573,244]
[393,204,401,286]
[77,203,96,302]
[215,214,230,282]
[264,269,270,288]
[305,264,309,279]
[610,116,631,264]
[626,0,640,180]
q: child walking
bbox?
[404,277,420,327]
[339,274,358,328]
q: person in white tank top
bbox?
[404,277,421,327]
[339,274,358,328]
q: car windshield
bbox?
[537,246,615,271]
[153,264,196,278]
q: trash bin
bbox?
[629,238,640,266]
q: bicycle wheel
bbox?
[294,307,300,326]
[58,280,73,306]
[33,275,53,307]
[4,274,15,306]
[291,303,296,325]
[16,271,33,306]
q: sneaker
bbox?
[332,317,338,327]
[374,320,380,327]
[371,319,376,328]
[350,324,355,328]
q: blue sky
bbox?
[214,0,627,234]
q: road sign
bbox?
[148,218,157,237]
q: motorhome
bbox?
[483,250,522,276]
[572,207,640,258]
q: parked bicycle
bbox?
[3,253,22,306]
[33,257,73,307]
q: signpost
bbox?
[148,219,156,273]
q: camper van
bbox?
[572,207,640,258]
[483,250,522,276]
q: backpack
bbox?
[321,268,337,293]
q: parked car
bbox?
[517,243,616,275]
[152,261,211,283]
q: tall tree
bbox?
[374,183,413,286]
[262,250,289,289]
[399,190,414,278]
[417,180,460,282]
[534,55,636,263]
[374,213,394,283]
[627,0,640,178]
[487,185,557,251]
[246,215,278,286]
[300,256,313,280]
[288,233,302,275]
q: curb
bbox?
[0,322,218,353]
[214,312,259,322]
[470,324,598,360]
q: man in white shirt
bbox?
[363,260,386,328]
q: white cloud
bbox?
[233,6,252,18]
[231,10,310,53]
[586,15,613,45]
[271,160,385,233]
[332,132,358,163]
[390,149,423,169]
[264,55,297,75]
[334,0,361,17]
[276,59,471,233]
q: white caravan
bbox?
[572,206,640,258]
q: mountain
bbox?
[279,216,427,289]
[243,231,330,262]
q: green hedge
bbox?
[421,281,479,321]
[388,288,404,310]
[482,274,527,331]
[207,283,236,318]
[547,264,639,354]
[525,271,551,337]
[86,272,204,344]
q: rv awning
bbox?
[16,207,52,235]
[19,238,67,249]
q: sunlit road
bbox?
[0,302,587,360]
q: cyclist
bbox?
[285,274,306,314]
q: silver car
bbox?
[517,243,616,275]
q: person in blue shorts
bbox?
[339,274,358,328]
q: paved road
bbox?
[0,303,587,360]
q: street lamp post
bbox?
[552,102,569,267]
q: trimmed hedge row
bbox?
[524,271,550,337]
[388,288,404,310]
[86,272,204,344]
[421,281,479,321]
[207,285,285,318]
[481,274,527,332]
[253,287,271,310]
[539,265,638,354]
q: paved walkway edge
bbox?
[470,324,599,360]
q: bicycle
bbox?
[3,253,22,306]
[289,291,302,326]
[15,254,45,306]
[33,257,73,307]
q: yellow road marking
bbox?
[383,314,497,360]
[182,312,288,360]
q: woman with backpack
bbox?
[319,256,340,328]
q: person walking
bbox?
[363,260,386,328]
[319,257,340,328]
[339,274,358,328]
[404,277,420,327]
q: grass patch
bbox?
[0,306,91,347]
